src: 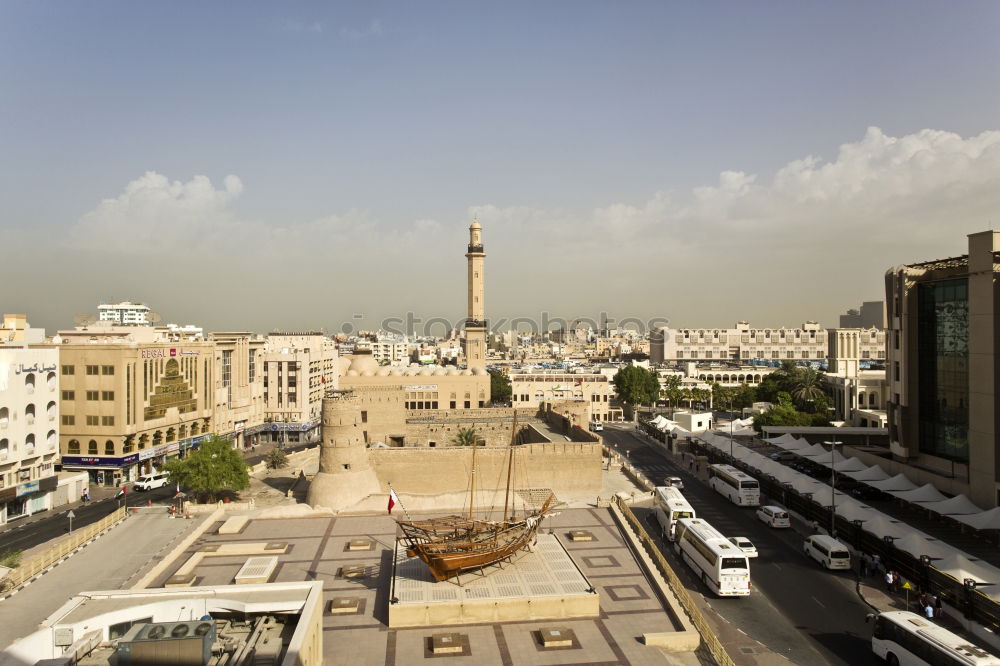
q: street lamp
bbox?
[824,438,844,536]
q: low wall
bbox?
[369,442,601,497]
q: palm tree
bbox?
[453,427,479,447]
[790,367,825,408]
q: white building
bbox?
[0,346,61,524]
[510,368,616,421]
[97,301,151,326]
[262,333,339,443]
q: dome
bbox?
[338,357,352,373]
[433,367,447,376]
[348,356,379,375]
[472,367,488,376]
[419,367,434,376]
[361,370,375,377]
[470,218,481,229]
[446,367,459,375]
[346,370,359,377]
[461,369,473,376]
[389,368,403,376]
[376,367,391,376]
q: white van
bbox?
[756,505,791,528]
[134,472,169,491]
[803,535,851,570]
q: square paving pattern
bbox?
[155,507,678,665]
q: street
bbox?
[601,424,876,666]
[0,485,174,555]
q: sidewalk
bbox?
[0,484,121,539]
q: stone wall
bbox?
[401,407,540,447]
[369,442,602,497]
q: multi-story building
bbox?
[0,346,60,523]
[369,338,409,366]
[839,301,886,329]
[651,321,885,364]
[509,369,615,422]
[97,301,151,326]
[262,333,338,444]
[885,230,999,508]
[211,332,267,450]
[51,325,214,486]
[826,328,888,428]
[1,314,46,344]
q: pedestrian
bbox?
[82,488,90,503]
[934,594,943,619]
[811,520,820,534]
[917,592,927,611]
[860,553,870,578]
[873,553,882,574]
[892,571,901,593]
[885,569,894,591]
[924,602,935,620]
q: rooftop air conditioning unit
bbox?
[116,620,216,666]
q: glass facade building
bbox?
[917,278,969,461]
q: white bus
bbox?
[708,464,761,506]
[870,611,1000,666]
[674,517,750,597]
[653,486,696,541]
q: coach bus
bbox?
[654,486,696,541]
[870,610,1000,665]
[708,464,761,506]
[674,517,751,597]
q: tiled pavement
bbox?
[154,508,703,665]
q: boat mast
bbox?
[468,426,477,520]
[503,411,517,522]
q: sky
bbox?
[2,1,999,336]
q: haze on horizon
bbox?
[2,1,999,336]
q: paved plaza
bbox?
[150,507,696,665]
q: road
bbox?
[0,485,174,554]
[602,424,876,666]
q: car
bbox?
[728,536,758,558]
[134,472,169,491]
[756,505,791,528]
[664,476,684,490]
[769,452,797,462]
[589,421,604,432]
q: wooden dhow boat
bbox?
[395,414,554,583]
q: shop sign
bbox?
[16,481,39,497]
[62,454,139,467]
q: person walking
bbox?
[885,569,894,591]
[934,594,943,619]
[860,553,870,578]
[81,488,90,503]
[924,602,935,619]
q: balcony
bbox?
[465,319,488,329]
[467,244,484,253]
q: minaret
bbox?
[465,218,487,372]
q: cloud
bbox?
[341,19,383,40]
[61,126,1000,330]
[281,19,323,34]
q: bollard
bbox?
[147,500,152,507]
[132,507,138,514]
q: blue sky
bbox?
[2,1,999,333]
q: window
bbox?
[221,350,232,387]
[68,439,80,454]
[62,390,75,400]
[86,415,99,426]
[101,391,114,400]
[0,439,7,456]
[47,430,56,449]
[249,352,256,383]
[894,362,900,381]
[166,428,175,442]
[61,365,75,375]
[87,440,98,454]
[104,440,114,455]
[86,390,99,401]
[86,365,99,375]
[101,416,115,426]
[101,365,114,375]
[62,415,75,426]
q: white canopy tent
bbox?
[954,507,1000,531]
[769,465,802,484]
[893,533,955,561]
[867,474,919,492]
[810,486,851,508]
[888,483,949,504]
[831,457,870,473]
[934,554,1000,601]
[835,498,876,522]
[796,443,833,458]
[765,433,803,448]
[813,450,851,467]
[791,476,824,495]
[861,514,907,540]
[922,494,984,516]
[843,465,891,482]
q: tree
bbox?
[660,374,684,408]
[453,427,479,447]
[488,368,512,403]
[164,436,250,503]
[733,383,757,410]
[265,448,288,472]
[711,383,736,412]
[612,366,661,417]
[789,367,825,408]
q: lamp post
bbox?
[824,438,844,536]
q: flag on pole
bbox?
[388,488,399,514]
[122,483,127,496]
[175,482,181,496]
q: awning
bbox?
[921,494,984,516]
[887,483,948,503]
[866,473,918,492]
[842,465,891,482]
[954,506,1000,531]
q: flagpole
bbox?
[388,483,412,520]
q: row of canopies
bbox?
[691,431,1000,600]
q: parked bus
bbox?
[708,464,761,506]
[869,610,1000,665]
[654,486,696,541]
[674,517,750,597]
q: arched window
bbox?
[47,430,57,449]
[47,371,56,390]
[47,401,56,421]
[869,393,878,407]
[88,439,98,455]
[201,422,209,434]
[0,439,8,456]
[25,433,35,452]
[166,428,176,443]
[179,424,188,440]
[105,440,114,455]
[68,439,80,454]
[138,434,148,449]
[24,372,35,392]
[25,403,35,425]
[0,407,7,426]
[153,431,163,446]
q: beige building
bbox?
[51,325,214,486]
[509,369,613,422]
[210,332,267,449]
[261,333,339,444]
[0,345,60,523]
[827,328,889,428]
[650,321,883,363]
[885,230,1000,508]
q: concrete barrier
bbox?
[131,507,224,589]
